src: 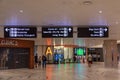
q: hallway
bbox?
[0,63,120,80]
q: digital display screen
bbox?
[4,26,37,38]
[42,27,73,38]
[77,26,108,38]
[74,47,86,56]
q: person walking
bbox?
[87,54,92,67]
[42,55,47,68]
[34,54,38,68]
[38,56,42,66]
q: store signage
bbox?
[0,40,18,46]
[46,47,53,55]
[42,27,73,38]
[77,26,108,38]
[4,27,37,38]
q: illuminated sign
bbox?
[77,26,108,38]
[42,27,73,38]
[4,26,37,38]
[46,47,53,55]
[74,47,86,56]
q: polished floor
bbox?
[0,63,120,80]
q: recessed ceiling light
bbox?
[115,21,119,24]
[83,1,92,5]
[99,10,102,13]
[19,10,23,13]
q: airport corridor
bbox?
[0,63,120,80]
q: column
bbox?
[103,40,118,68]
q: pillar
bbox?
[103,40,118,68]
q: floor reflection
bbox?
[0,63,120,80]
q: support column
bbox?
[103,40,118,68]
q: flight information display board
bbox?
[77,26,108,38]
[42,27,73,38]
[4,26,37,38]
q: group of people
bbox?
[34,54,47,68]
[73,56,86,63]
[34,53,93,68]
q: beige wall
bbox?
[103,40,118,68]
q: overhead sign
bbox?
[4,26,37,38]
[77,26,108,38]
[42,27,73,38]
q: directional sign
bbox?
[42,27,73,38]
[77,26,108,38]
[4,26,37,38]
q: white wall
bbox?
[68,47,73,58]
[64,47,73,59]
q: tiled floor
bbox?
[0,63,120,80]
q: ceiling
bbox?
[0,0,120,47]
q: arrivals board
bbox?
[4,26,37,38]
[77,26,108,38]
[42,27,73,38]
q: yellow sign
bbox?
[46,47,53,55]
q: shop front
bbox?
[0,38,34,69]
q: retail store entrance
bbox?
[0,48,29,69]
[0,38,34,69]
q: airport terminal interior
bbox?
[0,0,120,80]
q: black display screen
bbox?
[42,27,73,38]
[4,26,37,38]
[77,26,108,38]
